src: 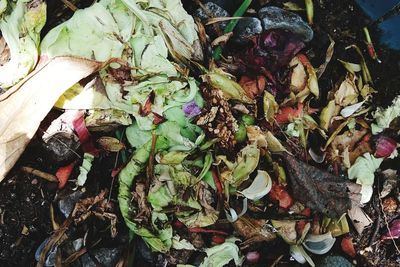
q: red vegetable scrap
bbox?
[375,135,397,158]
[239,75,267,99]
[382,219,400,240]
[211,167,223,194]
[269,182,294,209]
[56,161,76,189]
[341,237,356,257]
[152,112,165,125]
[211,235,226,244]
[173,220,185,229]
[188,227,228,236]
[296,207,312,234]
[242,30,305,72]
[72,115,99,156]
[139,91,155,117]
[275,102,303,124]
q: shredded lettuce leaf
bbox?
[200,238,244,267]
[348,153,383,203]
[0,0,46,89]
[371,95,400,134]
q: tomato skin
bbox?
[269,182,294,209]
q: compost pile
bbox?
[0,0,399,266]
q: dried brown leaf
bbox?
[0,56,104,182]
[97,136,125,152]
[279,153,361,218]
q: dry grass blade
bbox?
[60,0,78,11]
[206,16,244,25]
[211,32,233,47]
[21,166,58,182]
[317,37,335,78]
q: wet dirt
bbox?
[0,0,399,266]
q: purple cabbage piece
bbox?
[183,101,202,118]
[242,30,305,71]
[382,219,400,240]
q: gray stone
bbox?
[234,17,263,41]
[194,2,230,33]
[258,6,314,42]
[81,247,123,267]
[317,255,354,267]
[58,191,83,218]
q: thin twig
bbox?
[369,196,381,247]
[60,0,78,11]
[108,129,125,202]
[21,166,58,182]
[271,254,284,267]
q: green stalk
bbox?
[212,0,252,60]
[305,0,314,25]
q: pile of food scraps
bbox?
[0,0,399,266]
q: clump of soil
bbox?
[0,145,57,266]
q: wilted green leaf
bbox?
[204,70,253,104]
[348,153,383,203]
[218,143,260,187]
[200,238,244,267]
[0,0,46,89]
[263,92,279,122]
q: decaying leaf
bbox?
[218,143,260,187]
[263,91,279,122]
[279,153,360,218]
[271,220,297,244]
[233,216,276,247]
[319,100,336,131]
[203,68,253,104]
[335,76,358,107]
[97,136,125,152]
[317,38,335,78]
[289,56,307,93]
[0,56,104,182]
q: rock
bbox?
[137,238,156,264]
[81,247,123,267]
[58,191,84,218]
[258,6,313,42]
[41,132,80,164]
[204,0,243,14]
[194,2,230,35]
[317,255,354,267]
[233,17,263,43]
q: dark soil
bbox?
[0,142,58,266]
[1,0,399,266]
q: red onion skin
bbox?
[375,136,397,158]
[246,251,260,264]
[382,219,400,240]
[211,235,225,244]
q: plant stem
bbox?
[305,0,314,25]
[212,0,252,60]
